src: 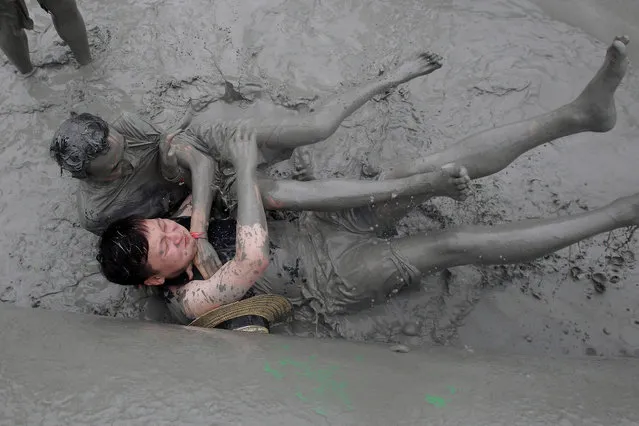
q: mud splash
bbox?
[1,0,638,357]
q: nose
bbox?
[168,231,183,246]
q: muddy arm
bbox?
[176,128,270,318]
[168,143,223,278]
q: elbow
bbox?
[249,251,270,276]
[240,249,270,279]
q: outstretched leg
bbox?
[0,1,34,74]
[258,163,470,211]
[338,193,639,305]
[361,36,630,232]
[254,52,442,152]
[381,36,630,180]
[40,0,91,65]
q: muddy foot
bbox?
[573,36,630,132]
[438,163,471,201]
[389,51,443,85]
[611,192,639,226]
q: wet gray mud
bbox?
[1,0,639,358]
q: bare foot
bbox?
[572,35,630,132]
[610,193,639,226]
[437,163,471,201]
[388,51,443,85]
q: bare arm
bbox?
[175,128,269,319]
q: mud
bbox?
[1,0,638,357]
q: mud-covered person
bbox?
[95,36,635,324]
[50,52,449,276]
[0,0,91,76]
[95,126,639,324]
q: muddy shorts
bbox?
[297,209,422,316]
[0,0,33,31]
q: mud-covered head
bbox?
[98,216,197,286]
[50,112,130,181]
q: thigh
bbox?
[0,0,32,32]
[36,0,77,14]
[302,213,422,314]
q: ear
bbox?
[144,275,165,286]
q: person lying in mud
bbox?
[95,36,635,324]
[0,0,91,76]
[50,51,447,273]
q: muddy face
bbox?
[143,219,197,283]
[86,132,132,181]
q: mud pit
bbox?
[1,0,638,358]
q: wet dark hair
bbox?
[50,112,111,179]
[97,216,155,286]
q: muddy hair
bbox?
[50,112,111,179]
[97,216,156,286]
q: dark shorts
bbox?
[0,0,67,31]
[0,0,32,32]
[294,209,422,316]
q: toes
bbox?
[611,39,628,56]
[419,51,443,66]
[615,35,630,46]
[453,177,467,185]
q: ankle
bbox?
[606,202,633,227]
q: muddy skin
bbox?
[0,0,91,75]
[380,36,630,181]
[259,163,471,211]
[166,52,445,277]
[173,128,271,319]
[255,38,629,219]
[4,0,639,358]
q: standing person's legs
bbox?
[0,0,34,74]
[38,0,91,65]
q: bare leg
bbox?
[42,0,91,65]
[258,163,470,211]
[381,36,630,180]
[348,193,639,298]
[0,12,34,74]
[364,36,629,230]
[254,52,442,151]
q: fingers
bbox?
[234,124,256,141]
[166,128,183,144]
[186,264,194,281]
[167,143,176,158]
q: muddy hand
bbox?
[194,239,222,279]
[227,125,258,169]
[291,150,314,181]
[159,101,195,180]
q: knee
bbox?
[43,0,80,17]
[309,110,339,141]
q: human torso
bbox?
[77,113,189,234]
[163,216,308,324]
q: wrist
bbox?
[235,162,256,173]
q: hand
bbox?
[159,130,182,181]
[225,125,258,170]
[291,149,315,181]
[159,102,195,181]
[193,239,222,280]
